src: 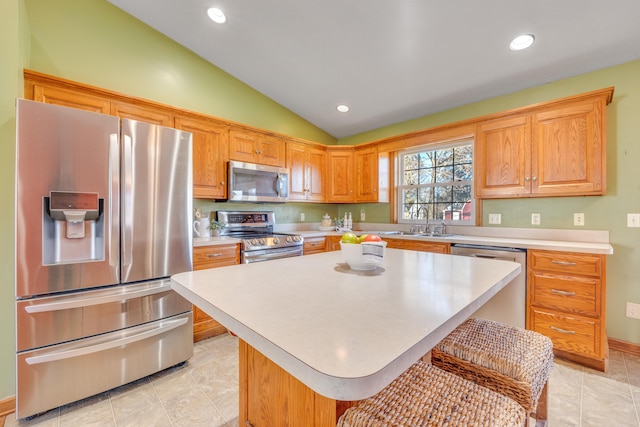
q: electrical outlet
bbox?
[531,213,541,225]
[300,212,305,221]
[626,302,640,319]
[574,213,585,226]
[360,211,366,221]
[628,213,640,228]
[488,213,501,225]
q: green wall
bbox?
[3,0,638,404]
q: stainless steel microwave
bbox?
[228,160,289,202]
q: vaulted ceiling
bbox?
[108,0,640,138]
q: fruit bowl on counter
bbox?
[339,232,386,270]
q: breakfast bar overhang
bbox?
[171,248,521,426]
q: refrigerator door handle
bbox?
[24,316,189,365]
[23,282,173,314]
[109,133,120,279]
[121,133,133,277]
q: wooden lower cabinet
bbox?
[382,238,450,254]
[527,249,607,371]
[192,243,240,342]
[303,237,327,255]
[325,236,342,252]
[239,340,355,427]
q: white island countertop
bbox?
[171,249,521,401]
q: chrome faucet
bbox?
[416,205,429,234]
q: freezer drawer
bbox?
[17,280,191,352]
[16,312,193,419]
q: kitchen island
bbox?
[171,248,521,426]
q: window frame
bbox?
[396,138,475,227]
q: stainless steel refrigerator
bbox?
[15,99,194,419]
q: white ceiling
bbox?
[108,0,640,138]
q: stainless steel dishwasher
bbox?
[450,244,527,328]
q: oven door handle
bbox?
[24,316,188,365]
[244,248,302,263]
[23,282,173,313]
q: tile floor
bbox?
[4,334,640,426]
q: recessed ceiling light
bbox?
[336,105,350,113]
[207,7,226,24]
[510,34,535,51]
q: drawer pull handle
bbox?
[551,260,577,266]
[206,253,223,258]
[550,326,576,335]
[551,289,577,297]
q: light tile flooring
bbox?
[4,335,640,426]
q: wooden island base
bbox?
[239,340,356,427]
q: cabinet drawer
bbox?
[530,309,600,358]
[529,250,602,276]
[303,237,326,255]
[193,244,240,269]
[529,272,600,317]
[382,238,450,254]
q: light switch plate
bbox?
[488,213,501,225]
[574,213,585,226]
[628,213,640,227]
[300,212,305,221]
[531,213,541,225]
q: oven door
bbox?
[242,246,303,263]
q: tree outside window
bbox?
[398,139,474,225]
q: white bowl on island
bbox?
[340,241,387,270]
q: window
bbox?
[397,139,474,226]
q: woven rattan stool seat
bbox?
[431,318,553,416]
[337,360,526,427]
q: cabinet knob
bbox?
[532,176,537,181]
[220,181,225,186]
[525,176,530,182]
[206,253,222,258]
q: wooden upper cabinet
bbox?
[229,128,286,167]
[287,141,326,202]
[475,115,531,198]
[326,147,354,203]
[175,115,229,199]
[531,98,606,196]
[111,102,173,126]
[29,84,111,114]
[475,88,611,199]
[355,146,379,202]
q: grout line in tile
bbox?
[623,353,640,426]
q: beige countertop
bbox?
[171,249,520,401]
[296,225,613,255]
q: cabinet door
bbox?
[475,115,531,198]
[175,115,229,199]
[325,236,342,252]
[307,146,326,202]
[355,146,378,202]
[287,142,309,201]
[111,102,173,126]
[260,135,286,167]
[532,98,606,196]
[229,128,260,163]
[326,149,354,203]
[31,84,111,114]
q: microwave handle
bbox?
[276,173,283,197]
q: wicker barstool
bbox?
[337,360,526,427]
[431,318,554,426]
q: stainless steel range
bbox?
[217,211,303,263]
